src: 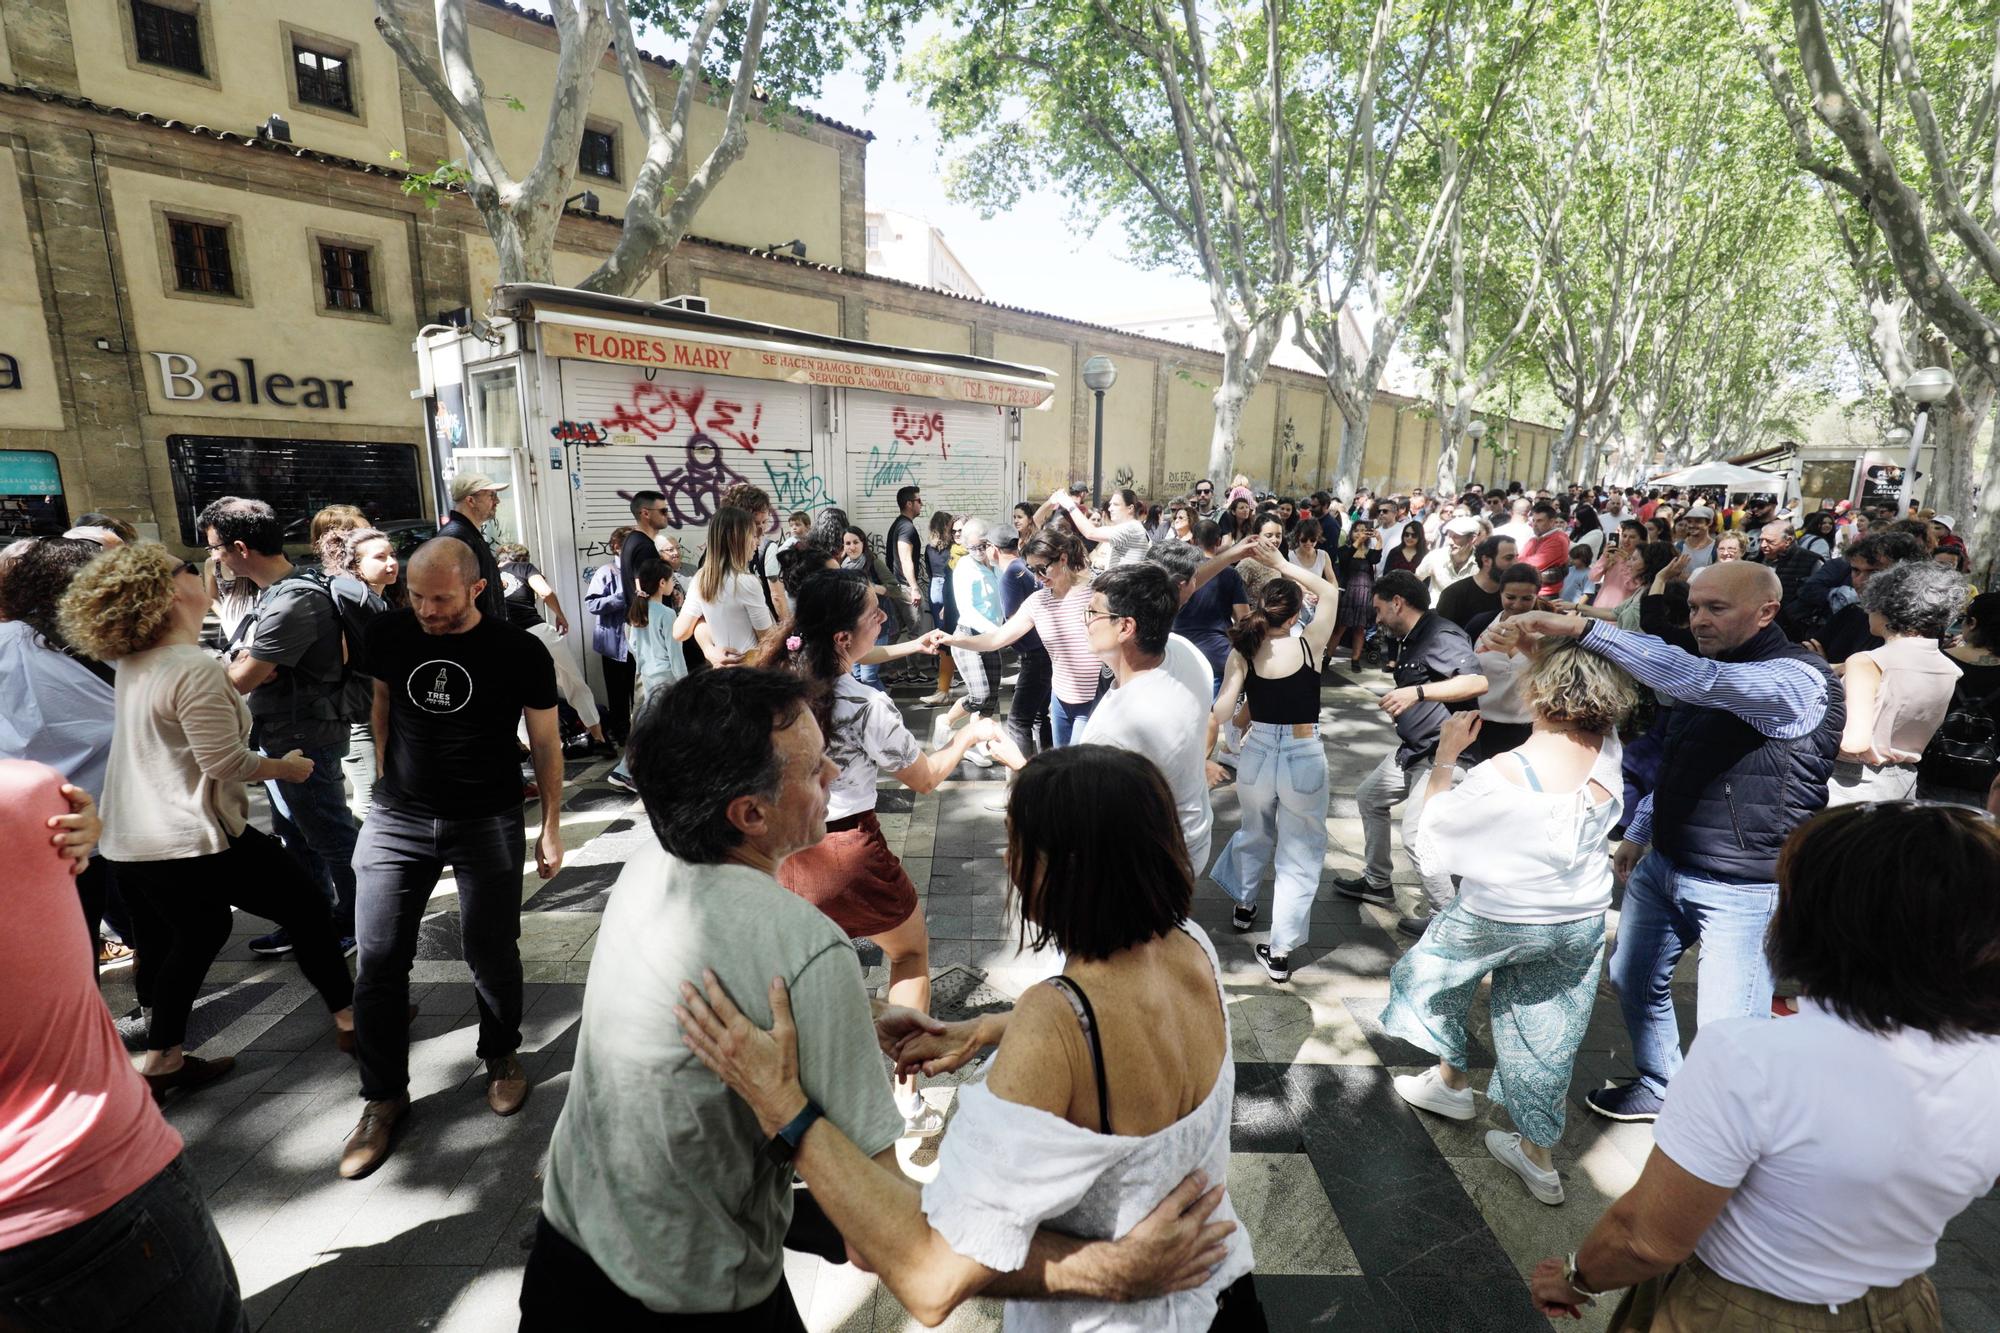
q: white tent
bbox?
[1647,461,1789,500]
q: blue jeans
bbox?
[851,661,884,692]
[0,1154,246,1333]
[1050,694,1099,747]
[257,730,360,937]
[1211,724,1330,954]
[1610,850,1777,1096]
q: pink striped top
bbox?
[1029,583,1103,705]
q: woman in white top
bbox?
[676,744,1260,1330]
[1828,560,1969,805]
[759,568,1007,1135]
[1531,801,2000,1327]
[1382,640,1640,1205]
[1465,563,1545,758]
[1284,520,1330,625]
[57,543,355,1100]
[673,506,772,666]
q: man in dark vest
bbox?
[1512,560,1842,1124]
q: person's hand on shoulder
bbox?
[48,784,101,877]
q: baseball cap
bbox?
[1445,515,1483,536]
[450,473,511,502]
[1684,505,1714,520]
[1747,493,1777,506]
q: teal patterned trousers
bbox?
[1380,903,1606,1148]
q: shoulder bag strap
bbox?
[1044,976,1113,1135]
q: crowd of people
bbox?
[1,468,1996,1332]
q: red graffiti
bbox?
[891,406,948,458]
[596,383,763,452]
[551,419,608,443]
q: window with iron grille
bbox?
[319,243,373,312]
[578,128,617,180]
[169,219,234,295]
[293,46,354,113]
[132,1,204,75]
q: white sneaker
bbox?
[919,691,953,706]
[1392,1067,1475,1121]
[964,742,994,769]
[899,1097,945,1139]
[1485,1130,1564,1204]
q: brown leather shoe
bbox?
[484,1054,529,1116]
[334,1003,419,1056]
[338,1097,409,1179]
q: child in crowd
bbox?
[1559,545,1594,604]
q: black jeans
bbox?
[1006,647,1055,755]
[0,1154,246,1333]
[519,1189,846,1331]
[353,802,526,1101]
[602,651,636,742]
[115,827,354,1051]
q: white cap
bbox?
[1684,505,1714,520]
[450,472,511,502]
[1932,514,1957,530]
[1444,515,1483,536]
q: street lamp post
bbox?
[1082,355,1118,503]
[1896,366,1957,515]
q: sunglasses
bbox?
[177,561,201,577]
[1025,562,1052,581]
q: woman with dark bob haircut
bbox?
[1531,802,2000,1326]
[675,745,1265,1330]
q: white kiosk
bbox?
[411,283,1058,683]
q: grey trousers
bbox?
[1355,750,1460,909]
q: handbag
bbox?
[1917,678,2000,792]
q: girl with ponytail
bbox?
[1208,536,1345,984]
[757,570,1011,1136]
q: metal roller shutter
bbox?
[841,395,1011,557]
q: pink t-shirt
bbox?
[1028,583,1103,706]
[0,760,182,1248]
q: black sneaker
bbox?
[1395,913,1432,939]
[1255,944,1290,983]
[249,929,294,957]
[1331,873,1394,907]
[1585,1081,1665,1123]
[1230,904,1257,933]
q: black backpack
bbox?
[298,569,388,723]
[1918,677,2000,793]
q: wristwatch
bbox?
[765,1100,825,1167]
[1563,1251,1603,1303]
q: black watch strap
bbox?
[765,1101,825,1166]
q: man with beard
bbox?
[338,538,565,1179]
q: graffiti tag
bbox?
[1111,465,1136,491]
[597,383,763,452]
[617,436,747,530]
[552,419,609,444]
[891,406,948,459]
[863,443,921,498]
[762,454,838,516]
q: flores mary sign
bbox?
[150,353,355,409]
[541,324,1053,410]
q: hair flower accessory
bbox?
[785,635,803,652]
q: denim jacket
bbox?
[583,563,629,663]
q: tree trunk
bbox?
[1209,371,1252,484]
[1328,385,1372,498]
[1925,375,1996,583]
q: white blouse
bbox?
[920,924,1253,1330]
[1414,736,1624,924]
[684,570,772,655]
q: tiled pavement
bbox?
[97,665,2000,1331]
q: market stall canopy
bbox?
[1647,460,1790,495]
[490,284,1057,410]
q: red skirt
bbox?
[777,809,917,939]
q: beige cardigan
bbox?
[100,644,262,863]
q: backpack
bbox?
[295,569,387,723]
[1917,676,2000,793]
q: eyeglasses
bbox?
[205,544,228,554]
[1194,486,1213,495]
[1080,607,1124,625]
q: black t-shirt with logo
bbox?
[360,608,558,819]
[887,514,926,587]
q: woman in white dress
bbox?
[673,506,773,666]
[675,744,1263,1331]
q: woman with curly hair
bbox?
[60,543,355,1101]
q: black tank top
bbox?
[1240,638,1321,724]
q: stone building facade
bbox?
[0,0,1558,545]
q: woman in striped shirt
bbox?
[941,529,1104,745]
